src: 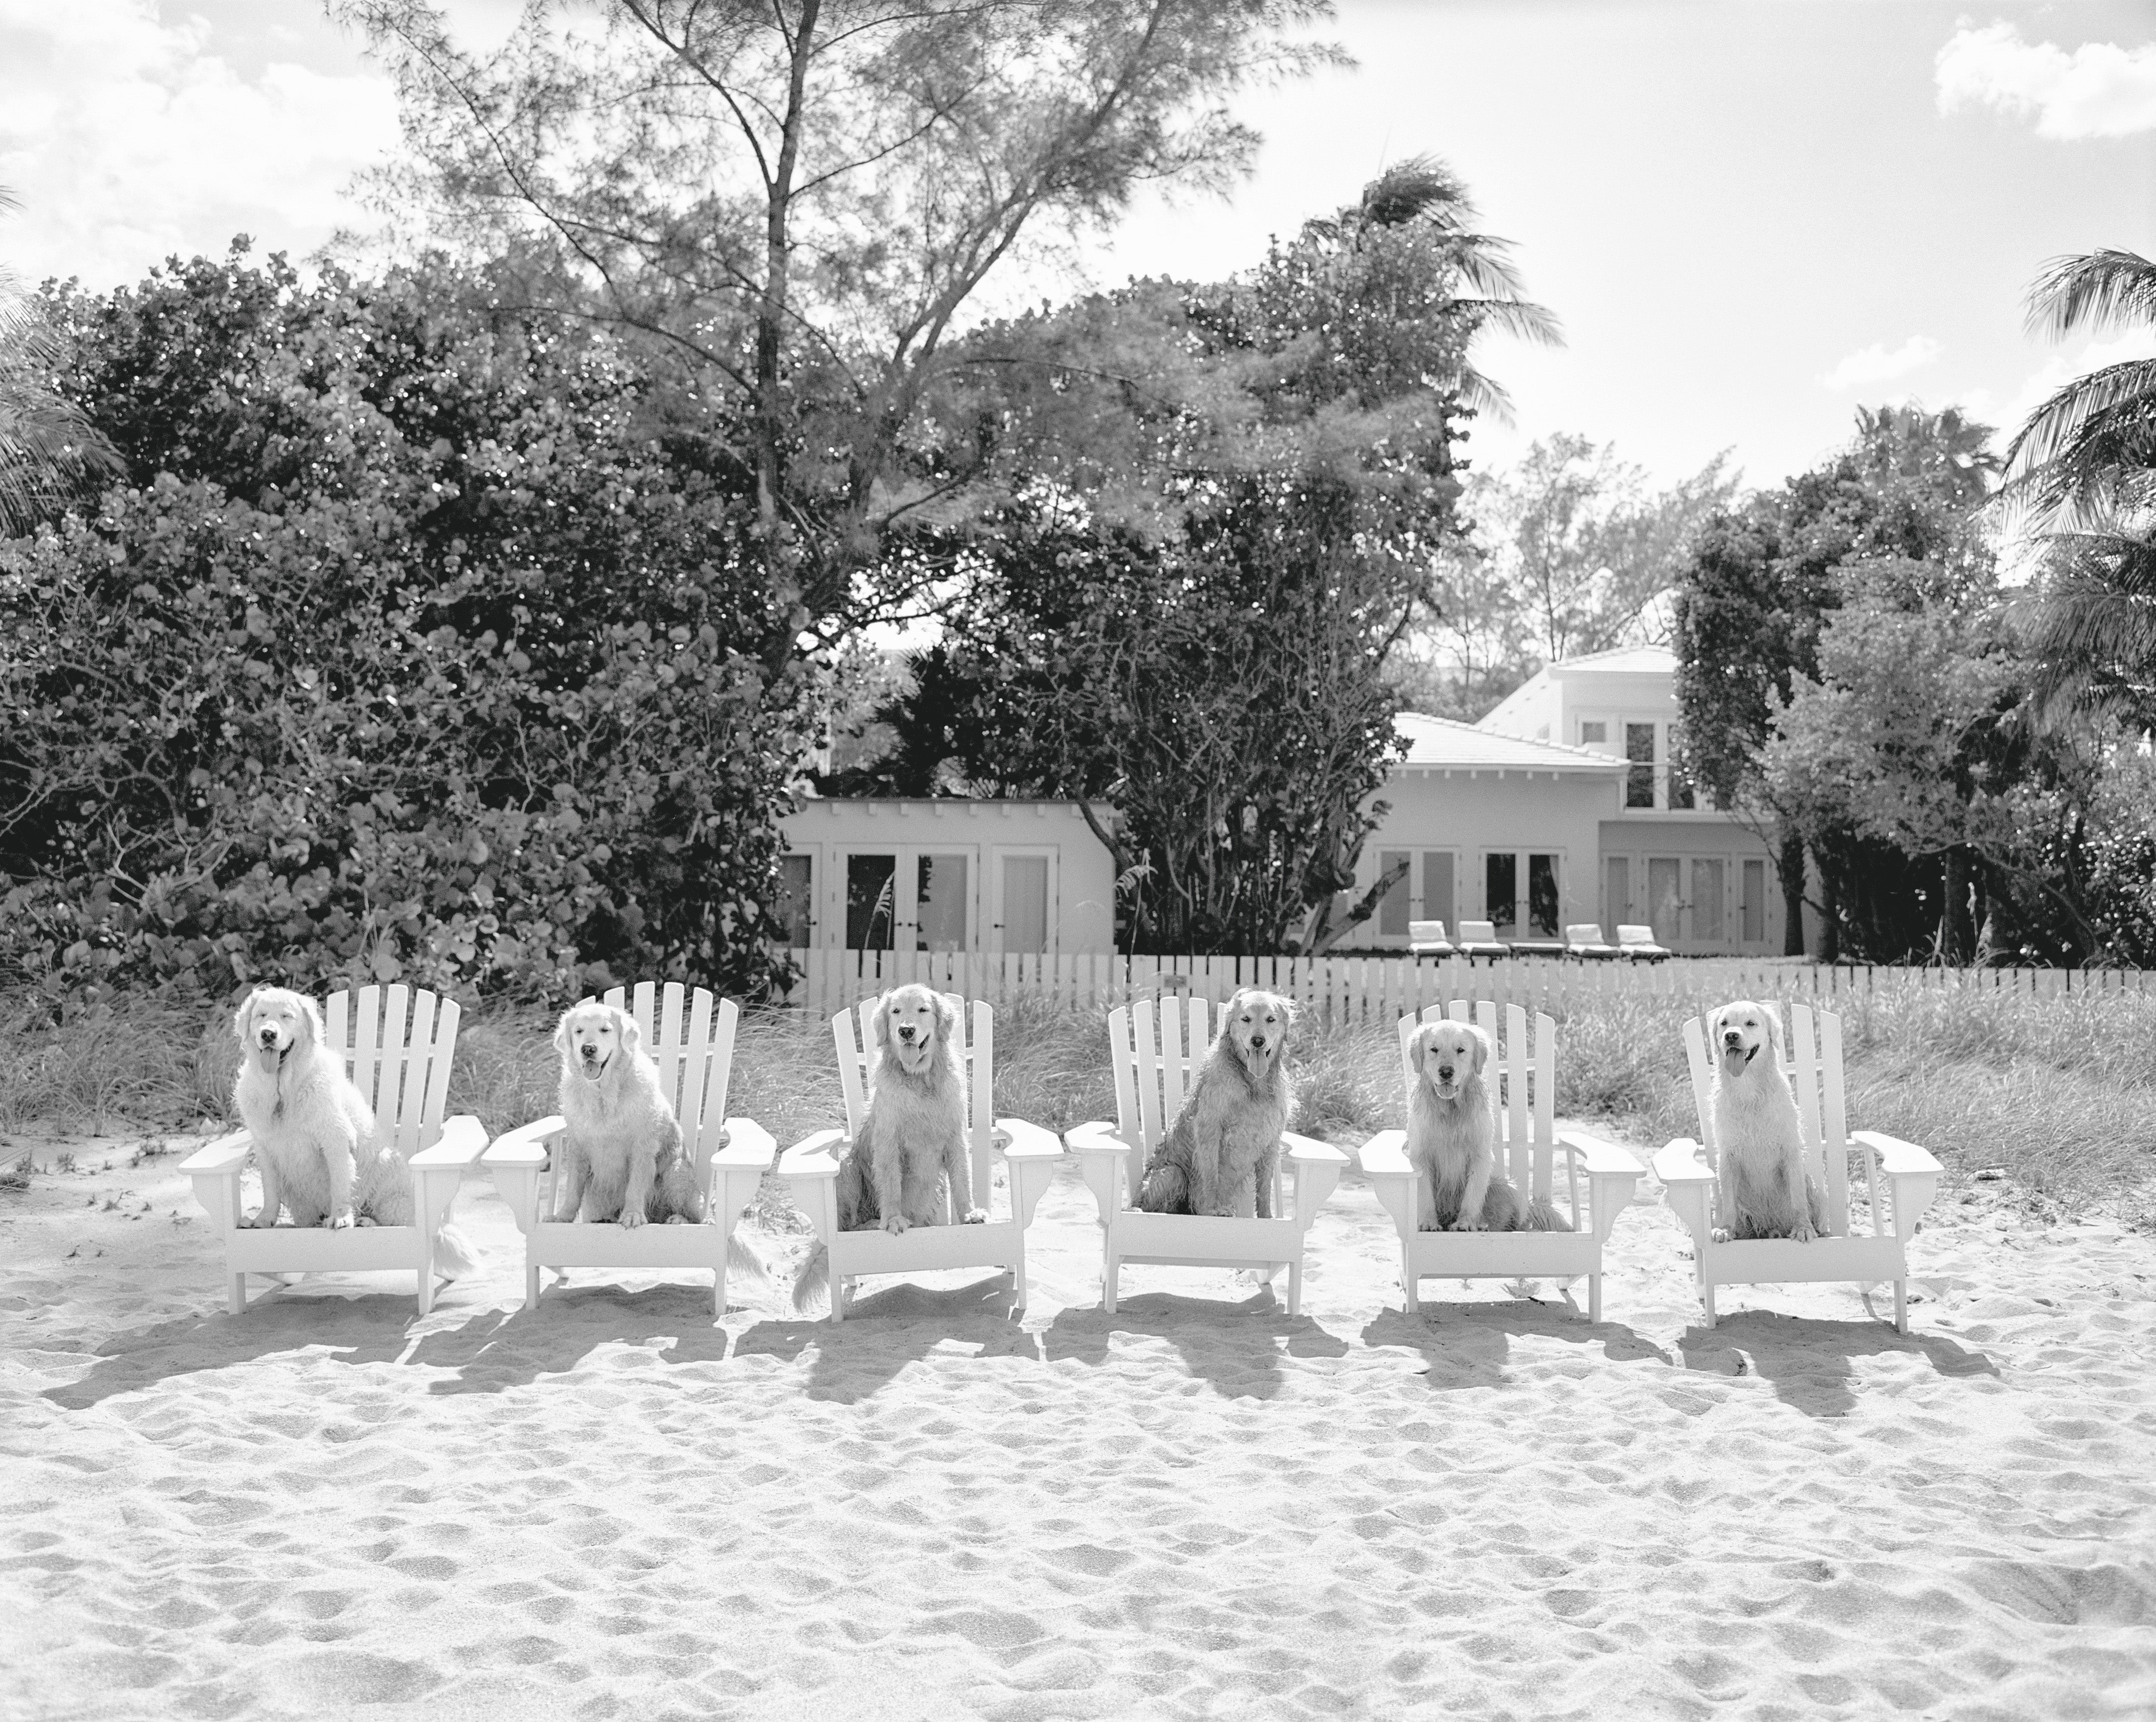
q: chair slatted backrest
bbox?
[325,985,458,1158]
[1107,994,1211,1209]
[1458,920,1501,943]
[834,994,996,1223]
[1396,1000,1557,1201]
[603,983,738,1176]
[1681,1003,1852,1236]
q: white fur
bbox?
[1403,1019,1571,1235]
[1706,1000,1827,1243]
[232,987,398,1230]
[553,1001,701,1227]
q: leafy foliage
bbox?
[0,246,811,1004]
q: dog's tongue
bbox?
[256,1045,282,1074]
[1243,1044,1272,1078]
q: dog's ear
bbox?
[1708,1004,1730,1042]
[231,990,261,1046]
[1274,993,1299,1031]
[932,991,959,1046]
[1467,1023,1493,1074]
[870,992,893,1049]
[294,995,325,1054]
[553,1008,577,1058]
[616,1007,643,1055]
[1760,1002,1785,1058]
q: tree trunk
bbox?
[1779,828,1808,957]
[1815,844,1841,965]
[1940,846,1967,964]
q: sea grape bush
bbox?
[0,245,812,1005]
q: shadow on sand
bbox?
[1359,1297,1672,1391]
[734,1273,1037,1404]
[1676,1310,1999,1417]
[1041,1285,1350,1399]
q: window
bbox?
[1692,858,1725,943]
[847,854,897,950]
[1625,722,1657,808]
[1527,853,1560,937]
[1486,852,1517,932]
[777,855,813,947]
[1670,751,1697,811]
[1001,855,1049,953]
[1648,857,1683,945]
[1604,856,1630,932]
[1742,859,1766,944]
[1579,720,1606,746]
[1377,850,1412,937]
[916,854,969,951]
[1421,851,1455,930]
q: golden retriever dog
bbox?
[791,985,983,1311]
[1136,989,1295,1218]
[1707,1000,1827,1243]
[554,1000,705,1226]
[230,988,479,1274]
[1404,1019,1571,1233]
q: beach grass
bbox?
[3,979,2152,1217]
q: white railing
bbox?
[773,949,2150,1021]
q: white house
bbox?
[1337,646,1791,955]
[777,646,1791,958]
[776,797,1116,954]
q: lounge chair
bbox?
[1615,923,1672,963]
[1452,919,1513,961]
[1407,919,1455,957]
[1564,923,1619,960]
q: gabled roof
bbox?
[1548,645,1677,676]
[1393,711,1625,773]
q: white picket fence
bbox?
[774,948,2153,1023]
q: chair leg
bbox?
[418,1266,433,1318]
[1102,1249,1118,1315]
[1894,1279,1908,1333]
[1402,1249,1418,1314]
[228,1273,246,1315]
[1288,1259,1302,1318]
[1588,1273,1601,1325]
[524,1263,540,1311]
[1012,1237,1028,1313]
[713,1268,724,1319]
[1702,1280,1717,1328]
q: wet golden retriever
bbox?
[792,985,983,1311]
[1136,988,1295,1217]
[1404,1018,1569,1233]
[230,987,479,1274]
[1707,999,1826,1243]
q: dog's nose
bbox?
[1249,1035,1266,1050]
[257,1028,277,1046]
[1723,1032,1742,1047]
[580,1043,598,1058]
[1436,1064,1454,1080]
[897,1026,916,1041]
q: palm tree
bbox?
[2000,250,2156,728]
[0,187,115,534]
[1307,154,1562,424]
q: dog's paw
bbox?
[664,1214,688,1226]
[617,1209,646,1231]
[961,1207,987,1225]
[882,1214,911,1235]
[1448,1218,1487,1233]
[243,1209,274,1228]
[356,1216,378,1228]
[1710,1227,1732,1244]
[1791,1221,1818,1243]
[326,1212,355,1230]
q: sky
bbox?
[0,0,2150,491]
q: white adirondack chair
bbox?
[776,995,1066,1323]
[1359,1001,1643,1321]
[181,985,485,1315]
[482,983,777,1315]
[1654,1003,1943,1332]
[1064,995,1349,1317]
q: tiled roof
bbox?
[1393,712,1625,772]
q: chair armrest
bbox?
[778,1127,847,1179]
[1282,1130,1349,1165]
[714,1117,778,1169]
[412,1114,488,1169]
[1064,1120,1132,1160]
[1358,1128,1411,1179]
[1850,1129,1941,1177]
[994,1117,1067,1159]
[1556,1129,1643,1178]
[179,1130,253,1175]
[483,1114,566,1170]
[1653,1136,1717,1186]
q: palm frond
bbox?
[2024,249,2156,342]
[1453,294,1564,348]
[1356,155,1475,231]
[2004,357,2156,478]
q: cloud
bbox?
[1936,20,2156,139]
[1819,335,1943,393]
[1958,327,2156,448]
[0,0,399,290]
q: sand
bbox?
[2,1130,2153,1722]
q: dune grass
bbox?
[3,980,2153,1221]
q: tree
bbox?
[885,483,1408,953]
[2000,250,2156,729]
[0,187,116,533]
[1672,404,1998,959]
[3,246,811,1001]
[334,0,1339,674]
